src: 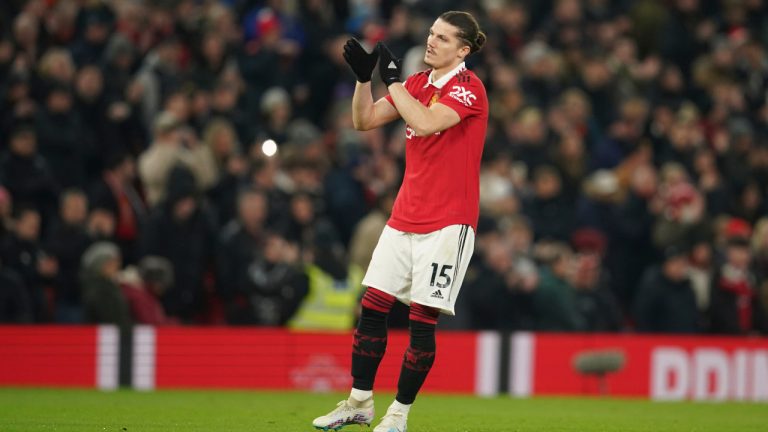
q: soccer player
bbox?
[312,10,488,432]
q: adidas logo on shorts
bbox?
[430,289,444,299]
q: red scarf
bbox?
[104,173,138,241]
[718,264,755,332]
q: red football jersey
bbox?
[384,62,488,233]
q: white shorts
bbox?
[362,224,475,315]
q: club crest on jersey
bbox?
[405,125,440,139]
[448,85,476,107]
[428,92,440,107]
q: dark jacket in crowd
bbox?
[0,267,32,322]
[575,274,624,332]
[46,221,91,307]
[81,272,131,329]
[463,262,536,331]
[709,266,768,335]
[634,267,700,333]
[0,234,50,320]
[0,151,59,218]
[216,220,264,323]
[524,195,576,241]
[141,167,217,321]
[533,268,586,332]
[35,106,89,188]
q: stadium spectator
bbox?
[216,188,270,323]
[0,262,30,323]
[532,241,585,331]
[709,236,767,334]
[134,38,183,130]
[88,152,145,263]
[0,126,59,220]
[464,235,536,330]
[634,244,701,333]
[245,231,307,326]
[570,228,623,332]
[141,166,216,322]
[1,206,57,321]
[46,188,91,323]
[138,111,208,207]
[523,165,576,241]
[80,241,130,328]
[34,83,88,189]
[279,191,341,257]
[197,118,247,226]
[118,255,176,326]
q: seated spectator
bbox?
[80,241,131,328]
[634,244,700,333]
[532,241,585,331]
[217,188,270,323]
[464,235,537,330]
[1,206,58,321]
[0,261,31,323]
[248,232,307,326]
[46,188,91,323]
[118,256,177,326]
[280,191,341,256]
[197,118,247,226]
[0,126,60,221]
[138,111,208,207]
[89,152,146,263]
[35,83,88,189]
[289,230,359,331]
[141,166,217,322]
[570,229,623,332]
[523,165,576,241]
[709,237,767,334]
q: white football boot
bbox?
[372,406,408,432]
[312,398,375,431]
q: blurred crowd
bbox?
[1,0,767,335]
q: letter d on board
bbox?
[651,347,689,400]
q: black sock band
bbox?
[351,306,389,390]
[395,319,436,404]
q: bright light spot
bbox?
[262,139,277,157]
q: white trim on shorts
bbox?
[362,224,475,315]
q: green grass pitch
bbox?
[0,388,766,431]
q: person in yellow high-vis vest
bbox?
[288,263,364,331]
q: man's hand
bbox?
[343,38,378,83]
[378,42,402,86]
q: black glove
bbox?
[343,38,378,83]
[377,42,402,86]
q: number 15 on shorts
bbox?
[429,263,453,288]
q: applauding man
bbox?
[313,11,488,432]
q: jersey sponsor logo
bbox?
[430,289,444,300]
[448,85,476,107]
